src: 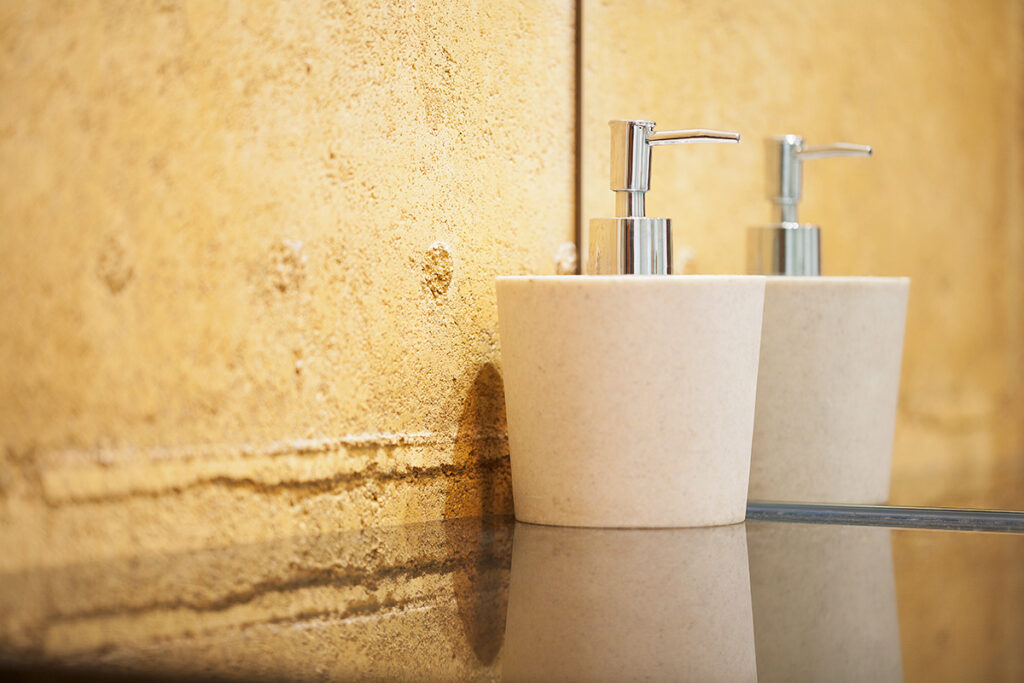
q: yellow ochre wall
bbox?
[0,1,574,569]
[583,0,1024,508]
[1,0,1023,571]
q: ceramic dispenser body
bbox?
[497,275,764,527]
[496,119,764,528]
[747,136,909,504]
[749,277,908,504]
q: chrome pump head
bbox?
[748,135,872,276]
[584,119,740,274]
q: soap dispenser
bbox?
[496,119,766,528]
[747,135,909,505]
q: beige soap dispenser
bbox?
[747,135,909,505]
[496,119,766,528]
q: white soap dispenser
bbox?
[496,119,766,528]
[747,135,909,505]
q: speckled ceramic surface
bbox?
[749,277,909,504]
[496,275,766,527]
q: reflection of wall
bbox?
[0,2,573,568]
[0,518,514,680]
[893,528,1024,682]
[583,0,1024,507]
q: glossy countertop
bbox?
[1,508,1022,682]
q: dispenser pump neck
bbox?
[609,120,740,218]
[770,134,872,224]
[748,134,873,277]
[584,119,740,275]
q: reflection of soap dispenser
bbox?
[503,522,756,681]
[747,135,909,504]
[748,521,903,682]
[496,119,766,528]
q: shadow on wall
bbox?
[444,362,514,666]
[445,362,513,520]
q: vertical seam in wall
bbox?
[573,0,583,272]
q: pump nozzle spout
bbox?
[770,135,872,224]
[585,119,741,275]
[610,120,741,218]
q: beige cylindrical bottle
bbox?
[747,135,908,504]
[497,275,765,527]
[496,119,765,527]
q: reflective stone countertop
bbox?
[1,510,1022,682]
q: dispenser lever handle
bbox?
[797,143,873,160]
[648,128,741,146]
[770,135,873,224]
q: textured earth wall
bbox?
[0,1,574,569]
